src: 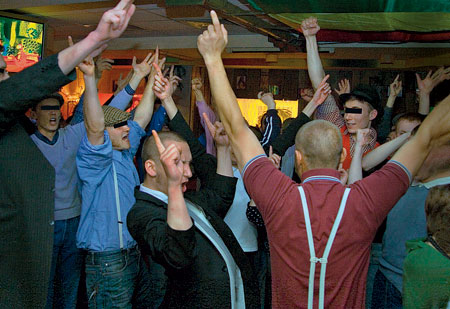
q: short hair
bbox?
[32,93,64,111]
[394,112,423,127]
[425,184,450,253]
[141,131,186,168]
[295,120,343,169]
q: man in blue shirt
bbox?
[372,144,450,308]
[76,52,159,307]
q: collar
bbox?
[301,168,341,184]
[34,129,59,145]
[413,176,450,189]
[139,184,168,203]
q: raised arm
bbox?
[58,0,135,75]
[80,57,105,145]
[348,129,369,184]
[197,11,264,171]
[131,52,157,129]
[203,113,233,177]
[258,92,281,148]
[378,75,402,143]
[391,94,450,178]
[416,67,450,116]
[193,78,217,156]
[301,17,324,89]
[154,131,192,231]
[362,132,409,171]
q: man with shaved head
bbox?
[196,10,450,308]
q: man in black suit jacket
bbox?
[127,81,259,308]
[0,1,135,307]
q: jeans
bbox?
[46,216,83,309]
[85,247,148,309]
[371,270,402,309]
[366,243,382,309]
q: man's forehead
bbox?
[344,99,368,108]
[39,98,61,106]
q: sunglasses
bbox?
[113,120,128,128]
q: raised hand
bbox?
[167,65,182,97]
[334,78,350,96]
[301,17,320,37]
[356,128,370,147]
[389,74,402,97]
[114,69,133,95]
[197,10,228,63]
[268,146,281,169]
[311,74,331,106]
[302,75,331,117]
[338,163,348,185]
[192,78,203,91]
[132,52,153,79]
[203,112,229,147]
[91,0,136,44]
[152,62,172,100]
[416,67,450,95]
[152,130,183,186]
[95,57,114,80]
[258,91,276,109]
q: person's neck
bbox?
[142,179,167,195]
[38,127,56,141]
[421,170,450,184]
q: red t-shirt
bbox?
[243,156,410,308]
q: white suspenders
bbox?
[298,186,351,309]
[112,162,124,249]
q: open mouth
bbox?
[182,181,188,192]
[49,117,57,125]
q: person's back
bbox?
[244,155,410,307]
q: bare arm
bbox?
[416,67,450,115]
[302,17,325,90]
[58,0,135,75]
[198,11,264,172]
[348,129,369,184]
[362,133,409,171]
[130,52,156,128]
[392,94,450,178]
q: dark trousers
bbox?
[371,270,403,309]
[46,216,83,309]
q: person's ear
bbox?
[369,108,378,121]
[144,159,158,177]
[30,109,37,120]
[340,148,347,164]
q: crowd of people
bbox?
[0,1,449,308]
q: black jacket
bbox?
[127,112,259,308]
[0,54,75,308]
